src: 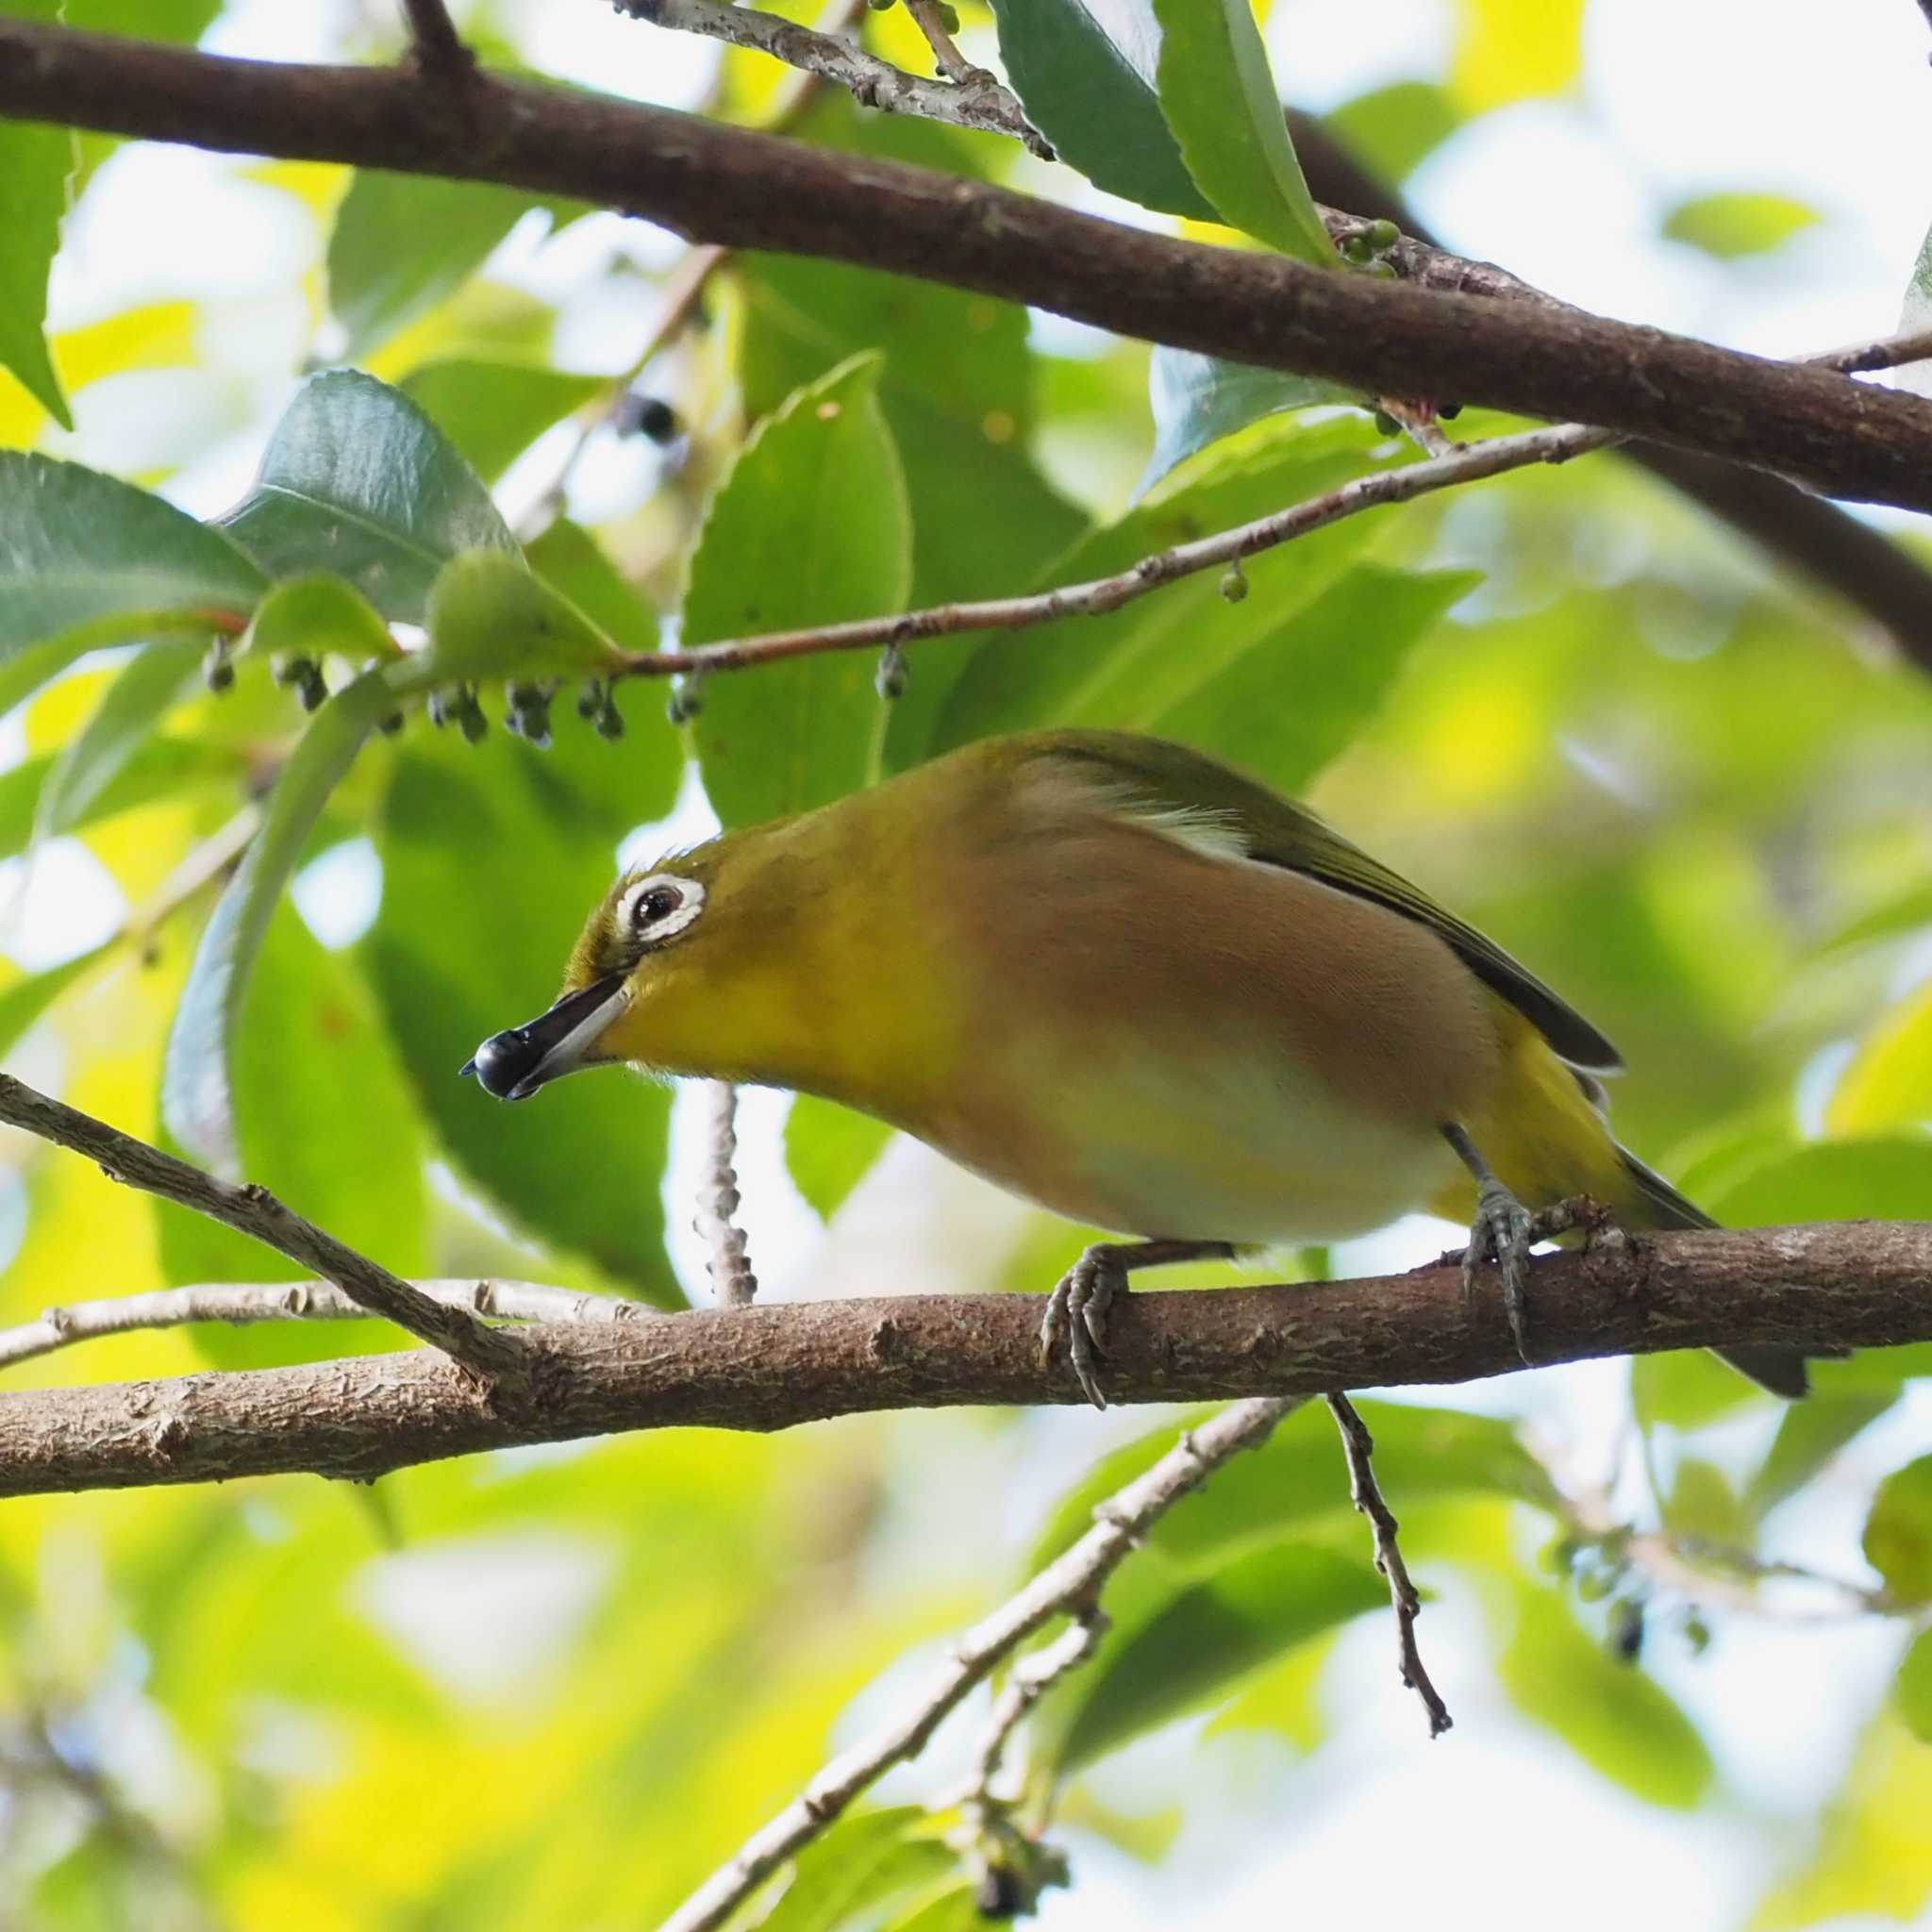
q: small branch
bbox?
[1324,1393,1450,1738]
[658,1396,1302,1932]
[0,1276,652,1373]
[398,0,471,78]
[614,0,1052,156]
[692,1080,757,1307]
[0,1074,525,1388]
[901,0,979,85]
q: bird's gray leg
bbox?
[1039,1238,1237,1409]
[1441,1123,1537,1366]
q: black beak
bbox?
[458,974,628,1101]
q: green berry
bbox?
[1367,218,1401,253]
[1219,563,1248,604]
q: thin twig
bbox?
[692,1080,757,1307]
[0,1074,526,1386]
[961,1609,1106,1806]
[398,0,471,77]
[607,321,1932,686]
[901,0,980,85]
[0,1276,652,1374]
[615,0,1053,156]
[1324,1393,1451,1738]
[658,1396,1304,1932]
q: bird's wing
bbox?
[1038,732,1624,1074]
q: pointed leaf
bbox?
[757,1808,952,1932]
[785,1094,893,1220]
[1829,980,1932,1133]
[0,2,72,429]
[1661,192,1819,261]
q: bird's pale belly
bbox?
[921,1032,1465,1246]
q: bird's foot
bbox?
[1462,1176,1537,1365]
[1039,1243,1128,1410]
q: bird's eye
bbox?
[636,885,680,928]
[616,873,704,947]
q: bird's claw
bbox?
[1039,1246,1125,1409]
[1463,1177,1537,1365]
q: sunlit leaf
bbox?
[1864,1456,1932,1606]
[1323,81,1462,184]
[1661,192,1820,261]
[1895,1627,1932,1743]
[742,1807,949,1932]
[785,1094,893,1221]
[1453,0,1585,108]
[1829,980,1932,1132]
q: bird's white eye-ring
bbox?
[617,874,705,945]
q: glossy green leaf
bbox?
[1049,1540,1383,1773]
[1895,1627,1932,1742]
[985,0,1214,220]
[401,358,603,483]
[1323,81,1462,184]
[423,551,625,682]
[757,1808,951,1932]
[0,1,72,428]
[1150,0,1334,264]
[367,727,681,1300]
[1661,192,1819,261]
[686,354,910,828]
[216,370,518,624]
[0,944,113,1061]
[0,450,266,660]
[526,518,658,651]
[1864,1457,1932,1605]
[161,665,397,1170]
[32,639,202,844]
[327,174,583,358]
[784,1094,893,1221]
[1498,1587,1712,1808]
[155,906,427,1369]
[1142,348,1354,490]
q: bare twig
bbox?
[1324,1393,1451,1738]
[0,1074,526,1386]
[693,1080,757,1307]
[0,1275,652,1373]
[398,0,471,78]
[613,0,1051,156]
[658,1396,1303,1932]
[960,1610,1106,1809]
[901,0,980,85]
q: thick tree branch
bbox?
[0,1220,1925,1498]
[7,24,1932,507]
[0,1075,526,1387]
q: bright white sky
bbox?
[9,1,1932,1924]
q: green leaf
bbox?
[161,664,398,1169]
[0,1,72,429]
[525,518,658,652]
[985,0,1215,220]
[1895,1627,1932,1743]
[1661,192,1820,261]
[0,945,113,1060]
[367,727,682,1300]
[240,570,397,664]
[1746,1392,1897,1520]
[1142,348,1354,491]
[0,739,238,862]
[757,1809,952,1932]
[216,370,518,624]
[155,906,428,1369]
[0,450,266,661]
[784,1094,893,1221]
[686,354,911,828]
[401,358,603,483]
[32,639,202,844]
[1049,1540,1383,1774]
[1498,1587,1712,1808]
[327,174,583,358]
[1829,980,1932,1133]
[1632,1349,1758,1433]
[1323,81,1462,184]
[1150,0,1334,264]
[1662,1457,1747,1546]
[1703,1135,1932,1226]
[422,551,625,682]
[1865,1457,1932,1605]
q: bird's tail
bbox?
[1615,1145,1809,1399]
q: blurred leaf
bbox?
[1829,980,1932,1132]
[1632,1349,1758,1433]
[63,0,220,36]
[986,0,1214,220]
[1864,1457,1932,1605]
[1895,1627,1932,1742]
[1747,1391,1897,1520]
[1453,0,1585,108]
[1049,1539,1383,1774]
[883,1884,982,1932]
[0,739,237,860]
[687,353,910,828]
[1661,192,1820,261]
[1142,348,1354,490]
[1051,1788,1183,1862]
[327,173,583,358]
[216,370,518,623]
[1663,1457,1748,1545]
[1498,1586,1712,1808]
[401,358,603,482]
[1823,879,1932,954]
[1150,0,1333,264]
[1201,1627,1333,1747]
[527,518,658,651]
[1704,1135,1932,1226]
[785,1094,892,1221]
[423,551,626,681]
[1324,80,1462,183]
[161,664,396,1170]
[32,638,201,843]
[757,1808,951,1932]
[0,450,266,660]
[0,944,112,1060]
[0,2,72,429]
[367,726,682,1299]
[156,905,427,1368]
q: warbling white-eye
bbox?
[462,729,1807,1406]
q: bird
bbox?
[460,727,1807,1407]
